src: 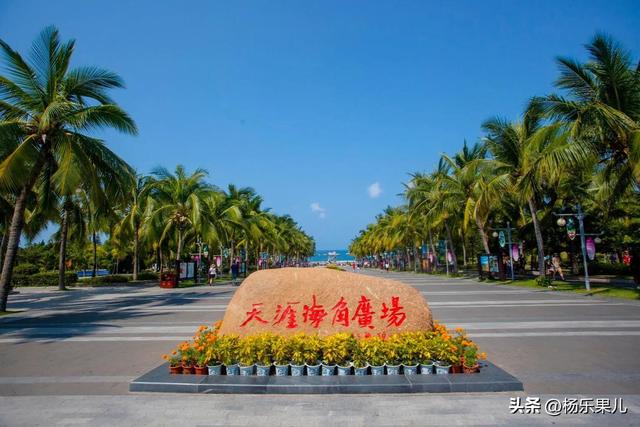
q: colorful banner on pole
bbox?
[586,237,596,260]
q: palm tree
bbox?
[482,101,584,275]
[540,33,640,196]
[146,165,216,269]
[0,27,136,310]
[114,174,150,280]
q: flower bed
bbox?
[162,321,486,376]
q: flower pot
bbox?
[419,363,434,375]
[306,363,321,376]
[194,366,208,375]
[169,365,182,375]
[354,365,369,376]
[182,364,195,374]
[321,364,336,376]
[256,364,271,376]
[274,364,289,376]
[239,364,254,376]
[463,364,480,374]
[385,364,401,375]
[434,363,451,375]
[370,365,385,376]
[337,364,352,376]
[290,364,305,376]
[403,364,419,375]
[225,364,240,376]
[207,364,222,376]
[451,364,463,374]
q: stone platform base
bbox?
[130,361,523,394]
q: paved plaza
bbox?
[0,270,639,425]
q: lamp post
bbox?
[553,204,601,291]
[489,222,515,281]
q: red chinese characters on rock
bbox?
[331,297,350,327]
[240,295,407,330]
[381,296,407,327]
[352,295,375,329]
[272,302,299,329]
[302,295,327,328]
[239,303,269,327]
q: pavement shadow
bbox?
[0,287,233,341]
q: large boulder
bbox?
[218,267,433,337]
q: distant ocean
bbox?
[308,249,355,263]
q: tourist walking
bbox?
[551,254,564,280]
[231,261,240,286]
[208,264,217,286]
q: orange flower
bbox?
[171,350,177,355]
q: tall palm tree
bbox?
[482,101,584,275]
[114,174,150,280]
[540,33,640,196]
[146,165,216,267]
[0,27,136,310]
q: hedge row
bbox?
[81,274,130,284]
[12,272,78,287]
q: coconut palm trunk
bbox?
[91,231,98,278]
[0,227,8,274]
[528,198,545,275]
[475,217,491,254]
[58,201,71,291]
[444,223,458,273]
[132,223,139,281]
[0,156,46,311]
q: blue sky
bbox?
[1,1,639,249]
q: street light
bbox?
[492,231,499,238]
[553,204,602,291]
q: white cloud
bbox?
[310,202,326,219]
[367,182,382,198]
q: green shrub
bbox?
[590,262,631,276]
[83,274,130,284]
[536,276,553,287]
[12,272,78,287]
[13,263,40,275]
[136,271,159,280]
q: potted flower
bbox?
[238,335,257,376]
[254,334,273,376]
[462,346,486,374]
[205,337,223,376]
[194,347,210,375]
[179,342,196,374]
[432,335,455,375]
[334,333,355,376]
[271,335,291,376]
[320,334,339,376]
[360,336,386,375]
[217,335,240,375]
[352,340,369,376]
[163,353,182,374]
[303,335,322,376]
[384,335,402,375]
[399,333,420,375]
[417,334,435,375]
[289,334,307,376]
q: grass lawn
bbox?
[481,278,640,300]
[0,310,23,316]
